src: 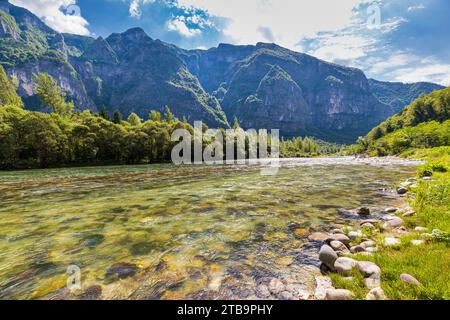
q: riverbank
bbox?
[315,147,449,300]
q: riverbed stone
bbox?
[403,211,417,217]
[350,245,366,253]
[80,285,102,300]
[357,207,371,216]
[366,287,386,300]
[255,284,271,298]
[365,246,378,253]
[319,245,338,270]
[314,276,334,300]
[384,237,401,246]
[415,227,428,232]
[325,289,354,300]
[411,240,425,246]
[268,278,285,295]
[326,234,350,246]
[361,223,376,230]
[330,241,350,255]
[279,291,295,300]
[308,232,329,242]
[384,207,398,213]
[400,274,421,286]
[357,261,381,278]
[383,217,404,229]
[397,187,409,195]
[334,257,357,276]
[348,230,363,240]
[105,263,139,280]
[360,240,376,249]
[364,276,381,289]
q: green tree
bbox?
[99,106,110,121]
[127,112,142,126]
[113,110,123,124]
[0,65,23,108]
[149,110,162,122]
[164,106,175,123]
[33,73,73,116]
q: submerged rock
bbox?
[397,187,409,195]
[106,263,139,280]
[80,285,102,300]
[357,207,371,216]
[308,232,329,242]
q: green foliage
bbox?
[33,73,73,116]
[280,137,342,157]
[112,110,122,124]
[0,64,23,107]
[127,112,142,126]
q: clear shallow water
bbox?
[0,158,419,300]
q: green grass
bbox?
[331,147,450,300]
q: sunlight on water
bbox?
[0,158,419,299]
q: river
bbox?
[0,157,421,299]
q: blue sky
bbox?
[9,0,450,85]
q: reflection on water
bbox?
[0,158,419,299]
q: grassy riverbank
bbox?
[330,147,450,300]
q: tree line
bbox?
[1,65,335,169]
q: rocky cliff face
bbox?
[0,1,444,142]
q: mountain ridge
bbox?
[0,1,445,142]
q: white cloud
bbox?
[172,0,370,49]
[407,4,425,12]
[167,16,201,37]
[367,53,450,86]
[10,0,91,35]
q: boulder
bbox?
[350,245,366,254]
[366,287,386,300]
[384,237,401,246]
[334,257,357,276]
[357,261,381,278]
[319,245,338,270]
[383,217,404,229]
[325,289,354,300]
[314,276,334,300]
[360,240,376,249]
[308,232,330,242]
[330,241,350,255]
[325,234,350,246]
[400,274,421,286]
